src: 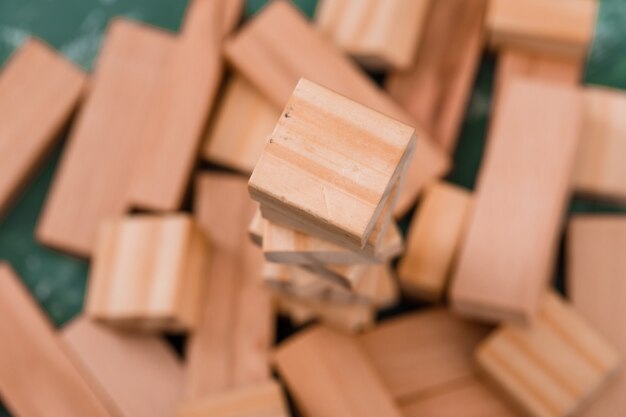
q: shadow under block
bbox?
[37,19,175,257]
[274,326,404,417]
[0,38,85,221]
[86,214,209,332]
[225,0,450,218]
[450,78,582,324]
[314,0,431,71]
[62,317,184,417]
[386,0,487,153]
[568,216,626,417]
[476,293,620,417]
[486,0,597,58]
[0,264,116,417]
[398,182,471,301]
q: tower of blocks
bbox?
[248,78,414,332]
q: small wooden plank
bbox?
[274,326,404,417]
[398,182,471,301]
[37,19,175,257]
[0,38,85,220]
[476,292,620,417]
[386,0,487,152]
[568,216,626,417]
[0,264,116,417]
[314,0,431,71]
[225,0,450,218]
[450,78,582,324]
[85,214,209,332]
[62,317,184,417]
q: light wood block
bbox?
[398,182,471,301]
[274,326,404,417]
[315,0,431,71]
[486,0,597,58]
[450,78,582,324]
[62,317,183,417]
[225,0,450,218]
[568,216,626,417]
[476,292,620,417]
[248,206,264,246]
[386,0,487,152]
[0,38,85,220]
[0,264,116,417]
[86,214,209,332]
[202,74,280,174]
[37,19,174,257]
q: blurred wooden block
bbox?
[37,19,174,257]
[487,0,597,58]
[225,0,450,218]
[86,214,209,332]
[386,0,487,152]
[248,206,264,246]
[0,38,85,221]
[568,216,626,417]
[202,74,280,174]
[274,326,403,416]
[450,79,581,324]
[398,182,471,301]
[62,317,183,417]
[315,0,431,70]
[0,264,116,417]
[477,293,620,417]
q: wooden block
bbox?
[202,74,280,174]
[62,317,183,417]
[314,0,431,71]
[398,182,471,301]
[0,264,116,417]
[486,0,597,58]
[386,0,487,152]
[37,19,175,257]
[0,38,85,220]
[248,206,264,247]
[274,326,404,417]
[86,214,209,332]
[276,295,316,326]
[476,292,620,417]
[450,78,582,324]
[568,216,626,416]
[185,173,274,401]
[225,0,450,218]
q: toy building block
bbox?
[398,182,471,301]
[0,38,85,221]
[202,74,280,174]
[37,19,174,257]
[248,206,264,247]
[386,0,487,152]
[62,317,184,417]
[477,292,620,417]
[568,216,626,417]
[86,214,209,332]
[450,78,582,324]
[0,264,116,417]
[314,0,431,71]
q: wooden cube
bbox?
[86,214,209,332]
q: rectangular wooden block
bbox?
[398,182,471,301]
[225,0,450,218]
[476,292,620,417]
[314,0,431,71]
[86,214,209,332]
[0,264,116,417]
[62,317,184,417]
[386,0,487,152]
[0,38,85,221]
[568,216,626,417]
[450,78,582,324]
[37,19,175,257]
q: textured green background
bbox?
[0,0,624,415]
